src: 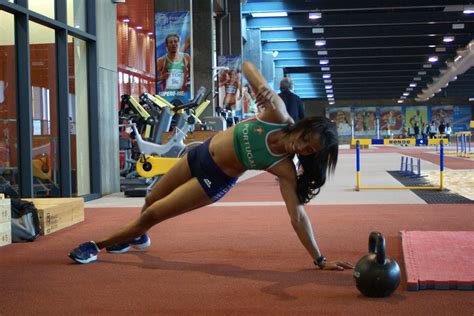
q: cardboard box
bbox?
[0,221,11,247]
[25,198,84,236]
[0,194,11,224]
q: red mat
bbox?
[401,231,474,291]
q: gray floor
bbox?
[86,148,449,208]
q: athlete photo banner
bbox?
[379,106,403,135]
[405,106,427,134]
[353,107,377,137]
[453,106,472,132]
[326,107,352,136]
[155,11,191,105]
[217,55,243,118]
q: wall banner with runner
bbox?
[217,55,243,125]
[155,12,191,105]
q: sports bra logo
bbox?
[242,123,256,168]
[253,126,264,135]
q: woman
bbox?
[69,61,352,271]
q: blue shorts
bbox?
[187,138,237,202]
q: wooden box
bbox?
[162,130,219,144]
[0,221,11,247]
[25,198,84,236]
[0,194,11,224]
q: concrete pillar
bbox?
[274,67,283,91]
[192,0,215,116]
[243,29,261,70]
[154,0,189,11]
[221,0,242,56]
[96,0,119,194]
[261,51,274,87]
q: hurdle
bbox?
[355,140,444,191]
[400,156,422,178]
[455,132,472,158]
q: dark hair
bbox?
[280,77,293,91]
[287,116,339,204]
[165,33,180,45]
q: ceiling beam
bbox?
[262,36,472,50]
[246,12,474,28]
[242,1,469,13]
[259,24,474,41]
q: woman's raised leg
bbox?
[95,175,212,249]
[139,154,194,214]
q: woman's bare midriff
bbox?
[208,127,247,179]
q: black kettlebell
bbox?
[353,231,400,297]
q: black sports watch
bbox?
[314,255,327,268]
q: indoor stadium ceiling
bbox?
[242,0,474,103]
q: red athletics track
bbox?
[0,185,472,314]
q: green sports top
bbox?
[165,52,186,90]
[233,117,290,170]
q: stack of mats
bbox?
[401,231,474,290]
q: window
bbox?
[29,21,59,197]
[0,11,18,194]
[68,36,90,196]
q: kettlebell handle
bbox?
[368,231,386,264]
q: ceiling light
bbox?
[265,39,297,42]
[136,26,143,30]
[469,97,474,101]
[312,28,324,33]
[400,96,407,99]
[324,80,332,84]
[414,77,422,81]
[319,59,329,65]
[321,67,330,71]
[123,18,130,23]
[423,64,433,68]
[251,12,288,18]
[403,92,409,96]
[147,32,153,36]
[397,100,404,103]
[315,39,326,46]
[325,85,333,89]
[260,27,293,31]
[328,98,335,101]
[317,51,328,55]
[443,36,455,43]
[428,56,438,63]
[418,71,427,75]
[452,23,464,29]
[326,90,333,93]
[327,94,334,98]
[329,101,335,105]
[407,88,414,91]
[429,45,436,48]
[272,51,279,58]
[463,6,474,14]
[322,74,331,79]
[409,83,417,87]
[309,12,322,20]
[436,47,446,52]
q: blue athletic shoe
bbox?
[129,233,151,249]
[68,241,100,264]
[105,242,131,254]
[106,234,151,254]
